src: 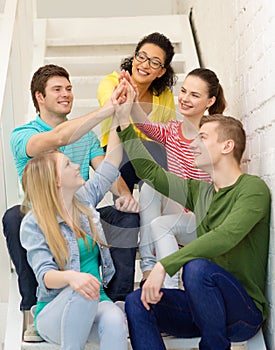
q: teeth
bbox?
[138,69,148,76]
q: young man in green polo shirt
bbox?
[113,81,270,350]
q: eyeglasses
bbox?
[135,51,165,69]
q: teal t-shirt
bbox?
[34,235,110,331]
[77,235,110,302]
[10,114,105,182]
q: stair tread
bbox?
[44,52,186,63]
[44,53,186,76]
[45,15,186,47]
[46,35,182,47]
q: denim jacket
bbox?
[20,161,119,303]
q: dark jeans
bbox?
[105,140,168,194]
[3,205,37,310]
[98,206,139,302]
[125,259,263,350]
[2,204,139,310]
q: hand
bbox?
[114,79,137,128]
[115,193,139,213]
[68,271,101,300]
[119,70,139,101]
[141,262,166,310]
[102,81,128,114]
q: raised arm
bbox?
[26,84,127,157]
[108,115,139,213]
[118,70,148,124]
[104,116,123,169]
[89,97,139,213]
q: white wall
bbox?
[36,0,178,18]
[0,0,5,12]
[179,1,275,349]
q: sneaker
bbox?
[30,305,37,318]
[23,323,43,342]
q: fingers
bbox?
[80,284,100,300]
[139,263,166,307]
[141,286,163,310]
[112,82,127,105]
[141,290,150,310]
[141,282,163,309]
[115,196,139,213]
[72,273,101,300]
[118,71,138,101]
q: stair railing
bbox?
[0,1,36,349]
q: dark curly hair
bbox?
[31,64,71,113]
[120,32,177,96]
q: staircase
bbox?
[5,14,201,350]
[33,14,200,137]
[3,12,267,350]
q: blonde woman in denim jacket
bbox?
[20,124,128,350]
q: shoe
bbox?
[23,323,43,342]
[30,305,37,318]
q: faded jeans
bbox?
[125,259,263,350]
[151,208,196,288]
[36,287,128,350]
[139,184,196,286]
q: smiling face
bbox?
[132,43,166,86]
[56,153,84,192]
[35,76,73,119]
[178,75,216,119]
[190,121,223,172]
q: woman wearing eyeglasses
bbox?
[97,32,177,284]
[98,32,177,190]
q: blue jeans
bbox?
[125,259,263,350]
[36,286,128,350]
[2,204,139,310]
[98,206,139,301]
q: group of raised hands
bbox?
[110,70,139,128]
[107,71,168,308]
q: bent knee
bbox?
[183,258,211,285]
[99,304,127,336]
[150,216,170,239]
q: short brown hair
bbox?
[200,114,246,163]
[30,64,70,113]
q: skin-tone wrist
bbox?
[140,262,166,310]
[26,82,127,157]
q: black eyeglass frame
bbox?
[134,51,165,69]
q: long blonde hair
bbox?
[21,150,105,270]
